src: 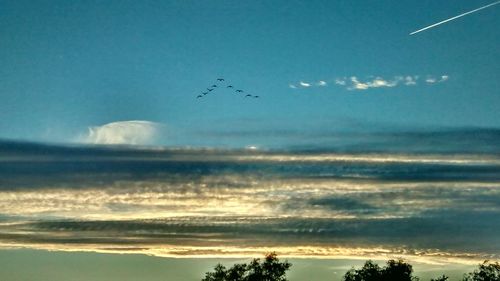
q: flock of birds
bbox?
[196,78,259,99]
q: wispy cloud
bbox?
[290,75,449,91]
[300,81,311,87]
[335,78,347,86]
[404,75,418,85]
[426,77,437,83]
[349,77,369,90]
[425,75,449,84]
[82,120,163,145]
[348,76,399,90]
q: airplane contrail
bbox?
[410,0,500,35]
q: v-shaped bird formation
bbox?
[196,78,260,99]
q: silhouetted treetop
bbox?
[202,255,500,281]
[343,259,418,281]
[201,252,291,281]
[463,260,500,281]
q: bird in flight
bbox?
[195,78,260,100]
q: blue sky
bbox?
[1,0,499,146]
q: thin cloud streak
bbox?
[0,243,489,265]
[410,1,500,35]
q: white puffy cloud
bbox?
[348,76,399,90]
[425,75,449,84]
[404,75,418,86]
[289,74,449,91]
[335,78,346,86]
[426,77,437,84]
[349,77,369,90]
[371,77,398,88]
[84,120,162,145]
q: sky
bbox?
[1,1,500,280]
[0,0,499,146]
[0,250,477,281]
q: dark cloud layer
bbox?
[3,211,500,256]
[1,135,499,189]
[0,134,499,263]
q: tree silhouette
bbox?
[202,256,500,281]
[202,264,229,281]
[383,259,417,281]
[463,260,500,281]
[201,253,291,281]
[343,259,419,281]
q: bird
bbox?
[207,88,214,92]
[227,85,233,88]
[236,90,244,93]
[202,92,208,95]
[197,95,203,98]
[211,84,217,88]
[217,78,224,81]
[245,94,252,97]
[253,95,259,98]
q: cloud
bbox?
[290,74,449,91]
[425,75,449,84]
[404,75,418,85]
[349,77,369,90]
[348,76,400,91]
[84,120,163,145]
[370,77,398,88]
[0,139,499,262]
[426,77,437,84]
[335,78,347,86]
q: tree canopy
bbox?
[463,260,500,281]
[201,252,292,281]
[343,259,418,281]
[202,255,500,281]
